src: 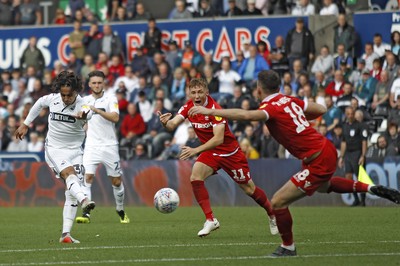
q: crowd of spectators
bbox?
[1,0,400,162]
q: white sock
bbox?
[281,243,296,251]
[113,182,125,212]
[62,190,78,234]
[82,182,92,201]
[65,174,86,203]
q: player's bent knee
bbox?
[111,177,122,186]
[271,197,287,209]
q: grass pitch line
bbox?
[2,253,400,266]
[1,240,399,253]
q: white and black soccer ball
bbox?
[154,188,180,214]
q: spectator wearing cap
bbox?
[349,58,366,85]
[169,0,193,20]
[311,45,334,79]
[354,69,377,107]
[165,40,182,70]
[225,0,243,17]
[291,0,315,16]
[238,45,269,87]
[334,43,353,70]
[243,0,262,15]
[361,42,380,72]
[144,18,162,57]
[285,17,315,71]
[82,23,104,62]
[180,40,203,71]
[333,14,357,58]
[194,0,217,17]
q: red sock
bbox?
[250,187,273,216]
[327,177,369,193]
[191,180,214,220]
[274,208,293,246]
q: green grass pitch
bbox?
[0,206,399,266]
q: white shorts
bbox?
[83,145,122,177]
[45,146,84,180]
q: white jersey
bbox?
[24,93,87,149]
[83,93,119,147]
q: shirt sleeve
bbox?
[24,95,51,126]
[109,95,120,114]
[177,104,189,120]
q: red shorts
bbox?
[290,139,337,196]
[196,148,251,184]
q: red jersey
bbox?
[178,95,238,155]
[258,93,325,160]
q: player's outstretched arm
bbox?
[90,106,119,123]
[304,102,327,120]
[14,123,29,140]
[157,111,184,131]
[188,106,266,121]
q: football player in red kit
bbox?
[158,78,278,237]
[189,70,400,256]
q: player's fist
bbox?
[188,106,210,117]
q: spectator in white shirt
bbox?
[291,0,315,16]
[373,33,391,59]
[319,0,339,16]
[112,65,139,101]
[216,60,241,95]
[27,131,44,152]
[361,42,380,71]
[311,45,334,78]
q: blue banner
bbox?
[0,16,299,70]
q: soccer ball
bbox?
[154,188,180,214]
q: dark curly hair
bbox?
[51,71,83,93]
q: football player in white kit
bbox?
[76,70,130,224]
[15,71,95,244]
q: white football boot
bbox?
[197,218,220,237]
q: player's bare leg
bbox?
[269,180,305,257]
[238,180,278,235]
[111,176,129,224]
[190,162,220,237]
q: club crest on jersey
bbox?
[350,129,355,137]
[259,103,267,109]
[49,112,76,123]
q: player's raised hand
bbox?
[188,106,211,117]
[157,111,172,126]
[73,110,89,120]
[14,124,28,140]
[179,146,197,160]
